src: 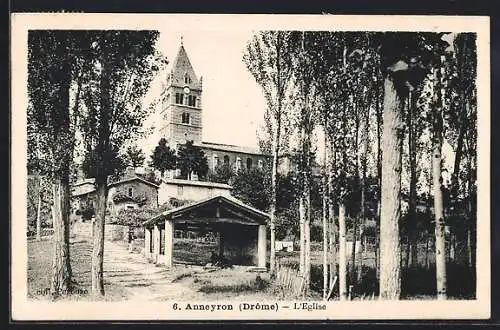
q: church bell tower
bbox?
[160,39,203,148]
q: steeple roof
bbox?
[169,43,202,90]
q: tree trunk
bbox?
[304,187,311,293]
[357,87,370,282]
[328,133,336,288]
[269,110,280,276]
[375,74,383,283]
[407,90,418,269]
[36,176,42,241]
[49,49,73,298]
[299,196,306,276]
[433,60,447,301]
[338,203,347,300]
[433,140,447,300]
[322,129,329,299]
[379,75,403,300]
[50,175,72,297]
[350,216,358,286]
[425,235,430,269]
[351,101,359,286]
[467,225,472,268]
[270,31,285,276]
[303,137,311,293]
[449,232,455,262]
[91,180,107,297]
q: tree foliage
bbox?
[176,140,209,180]
[208,163,234,184]
[150,138,177,177]
[126,145,146,168]
[244,30,476,300]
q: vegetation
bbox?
[149,138,177,178]
[243,31,477,300]
[176,140,209,180]
[126,145,146,168]
[26,30,477,302]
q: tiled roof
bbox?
[162,178,232,189]
[71,176,159,197]
[143,194,269,226]
[198,141,270,156]
[108,176,159,189]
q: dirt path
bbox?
[102,239,201,301]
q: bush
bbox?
[401,263,475,299]
[107,207,158,227]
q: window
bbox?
[236,157,242,171]
[127,205,135,209]
[188,95,197,107]
[181,112,190,124]
[175,93,184,105]
[184,73,191,84]
[223,155,230,165]
[128,187,133,197]
[246,158,253,170]
[258,159,263,169]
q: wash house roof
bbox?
[143,195,269,228]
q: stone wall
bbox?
[158,178,231,205]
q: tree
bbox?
[27,30,89,297]
[150,138,177,178]
[231,168,270,211]
[176,140,209,180]
[26,174,52,239]
[289,31,320,294]
[208,163,234,184]
[449,33,477,269]
[79,31,165,296]
[377,32,448,299]
[243,31,294,276]
[126,145,146,168]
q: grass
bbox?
[28,234,475,301]
[27,236,129,301]
[172,267,273,299]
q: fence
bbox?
[274,259,305,298]
[359,235,472,268]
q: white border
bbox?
[10,13,491,320]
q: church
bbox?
[157,41,269,177]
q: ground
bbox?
[27,230,474,301]
[27,234,275,301]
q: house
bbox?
[70,169,159,222]
[158,177,232,206]
[143,194,269,268]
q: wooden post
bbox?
[145,227,151,259]
[257,224,267,268]
[153,224,160,263]
[218,231,224,258]
[165,220,174,267]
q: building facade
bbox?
[158,178,232,205]
[157,42,270,176]
[71,172,159,222]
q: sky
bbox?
[140,29,267,154]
